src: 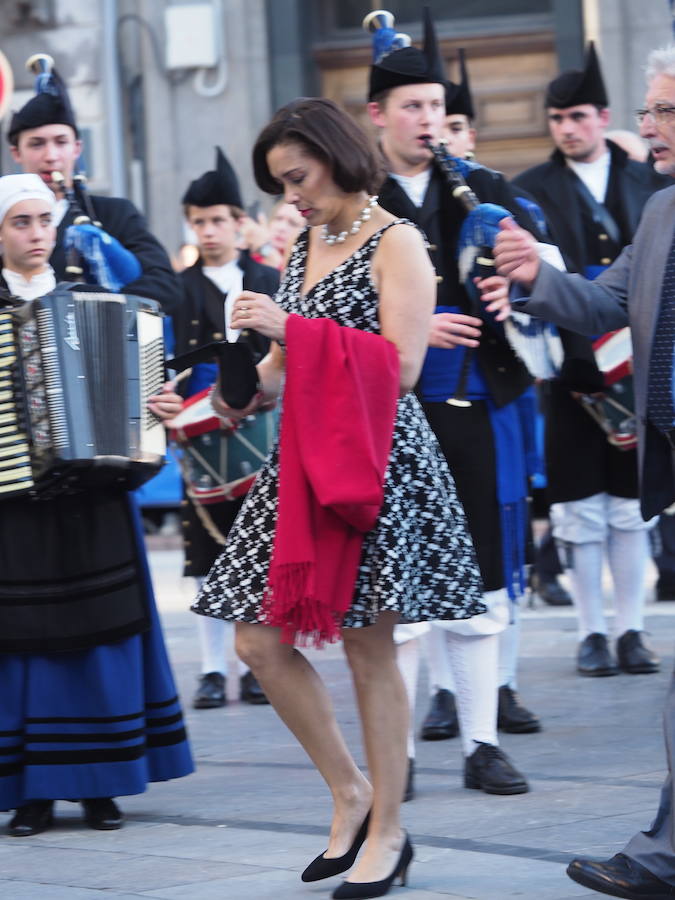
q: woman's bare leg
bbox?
[341,612,408,883]
[235,621,372,857]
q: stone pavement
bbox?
[1,546,673,899]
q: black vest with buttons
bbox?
[379,164,537,407]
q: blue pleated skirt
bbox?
[0,498,194,809]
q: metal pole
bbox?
[102,0,126,196]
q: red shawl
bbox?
[262,314,400,646]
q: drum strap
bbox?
[572,176,622,247]
[177,450,228,546]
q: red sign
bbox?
[0,51,14,121]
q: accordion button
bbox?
[601,257,612,265]
[191,319,199,325]
[599,233,608,241]
[428,243,437,251]
[213,332,223,340]
[436,275,443,283]
[497,366,506,373]
[182,520,190,527]
[189,339,198,346]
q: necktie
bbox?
[648,230,675,433]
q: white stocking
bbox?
[567,542,606,639]
[396,638,420,760]
[445,630,499,756]
[422,624,455,694]
[607,527,650,635]
[498,611,520,690]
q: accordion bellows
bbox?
[0,287,166,498]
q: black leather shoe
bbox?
[81,797,123,830]
[464,742,529,795]
[403,758,415,802]
[497,685,541,733]
[567,852,675,898]
[240,670,270,705]
[577,633,619,676]
[8,800,54,836]
[193,671,226,708]
[617,630,660,674]
[419,689,459,740]
[535,576,573,606]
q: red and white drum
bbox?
[579,327,636,451]
[169,386,279,504]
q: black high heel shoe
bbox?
[332,832,413,899]
[301,811,371,882]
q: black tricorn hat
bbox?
[368,7,446,101]
[445,49,475,119]
[545,41,608,109]
[182,146,244,209]
[7,67,79,144]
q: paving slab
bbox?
[0,548,672,899]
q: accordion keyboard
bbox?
[0,312,34,494]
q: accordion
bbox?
[0,286,166,499]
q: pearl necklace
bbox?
[320,195,379,245]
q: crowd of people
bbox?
[1,7,675,899]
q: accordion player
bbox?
[0,284,166,498]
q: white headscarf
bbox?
[0,174,55,225]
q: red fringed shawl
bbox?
[262,314,400,646]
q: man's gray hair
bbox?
[646,46,675,81]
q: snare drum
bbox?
[579,328,637,451]
[169,387,279,504]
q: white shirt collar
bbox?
[3,265,56,301]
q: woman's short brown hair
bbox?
[253,98,383,195]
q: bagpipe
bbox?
[25,54,142,292]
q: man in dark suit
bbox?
[513,44,668,680]
[495,45,675,900]
[7,74,181,312]
[171,147,279,710]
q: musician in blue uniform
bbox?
[514,45,669,678]
[171,148,279,709]
[6,61,181,312]
[0,185,193,834]
[365,9,538,797]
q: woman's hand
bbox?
[210,384,261,424]
[429,312,483,349]
[230,291,289,342]
[473,274,511,321]
[148,383,183,421]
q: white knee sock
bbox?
[422,625,455,694]
[445,630,499,756]
[568,542,606,639]
[607,527,650,635]
[498,613,520,690]
[196,614,228,676]
[396,638,420,760]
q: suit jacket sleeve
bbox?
[516,249,631,336]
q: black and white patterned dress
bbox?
[193,222,485,628]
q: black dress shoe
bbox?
[403,758,414,802]
[240,670,270,705]
[535,576,573,606]
[81,797,123,830]
[192,671,226,708]
[567,852,675,898]
[577,633,619,676]
[497,685,541,733]
[8,800,54,836]
[464,742,529,795]
[301,811,371,882]
[419,689,459,741]
[617,630,660,674]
